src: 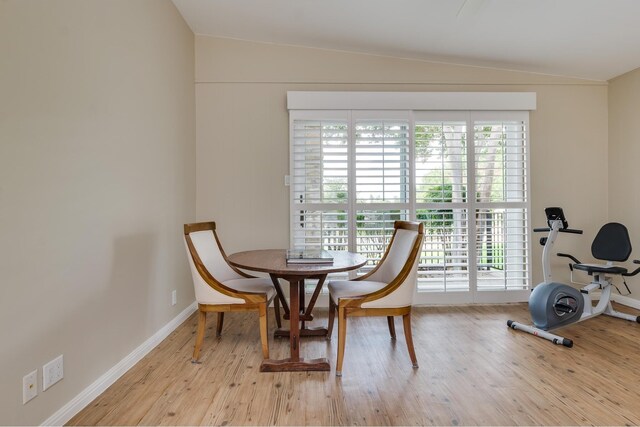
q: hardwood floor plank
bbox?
[68,303,640,426]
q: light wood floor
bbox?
[68,303,640,426]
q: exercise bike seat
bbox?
[558,222,632,276]
[572,263,628,275]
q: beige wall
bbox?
[195,36,609,285]
[0,12,626,421]
[609,68,640,294]
[0,1,195,424]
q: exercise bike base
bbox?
[507,320,573,347]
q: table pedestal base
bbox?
[260,357,330,372]
[227,250,366,374]
[274,327,328,338]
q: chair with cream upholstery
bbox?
[184,221,280,362]
[327,220,424,376]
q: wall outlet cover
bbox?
[23,370,38,404]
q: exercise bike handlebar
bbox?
[533,227,583,234]
[557,253,581,264]
[622,259,640,277]
[560,228,583,234]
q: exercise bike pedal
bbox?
[553,302,576,313]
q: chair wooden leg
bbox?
[274,295,282,329]
[327,296,336,340]
[192,309,207,363]
[336,306,347,376]
[216,312,224,337]
[258,303,270,359]
[402,312,418,368]
[387,316,396,340]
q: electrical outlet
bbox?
[284,175,290,186]
[43,355,63,391]
[23,370,38,404]
[171,290,177,306]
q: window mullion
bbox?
[347,111,357,255]
[409,111,419,300]
[409,111,416,221]
[467,112,478,297]
[288,113,295,248]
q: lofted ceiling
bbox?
[172,0,640,82]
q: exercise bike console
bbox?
[543,206,569,230]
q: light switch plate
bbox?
[43,355,63,391]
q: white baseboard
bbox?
[42,301,198,426]
[611,294,640,310]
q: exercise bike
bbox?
[507,207,640,347]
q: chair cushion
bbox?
[189,231,243,282]
[573,263,628,275]
[328,280,388,304]
[223,278,276,301]
[366,229,418,283]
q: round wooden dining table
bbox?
[227,249,367,372]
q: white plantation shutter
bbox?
[418,208,469,292]
[473,117,529,292]
[354,119,410,270]
[414,120,469,292]
[475,208,528,291]
[355,121,410,204]
[415,121,467,203]
[291,119,349,251]
[289,99,531,304]
[474,120,527,203]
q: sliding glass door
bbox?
[290,109,531,304]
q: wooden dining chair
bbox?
[184,221,280,362]
[327,220,425,376]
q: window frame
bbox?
[288,93,535,304]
